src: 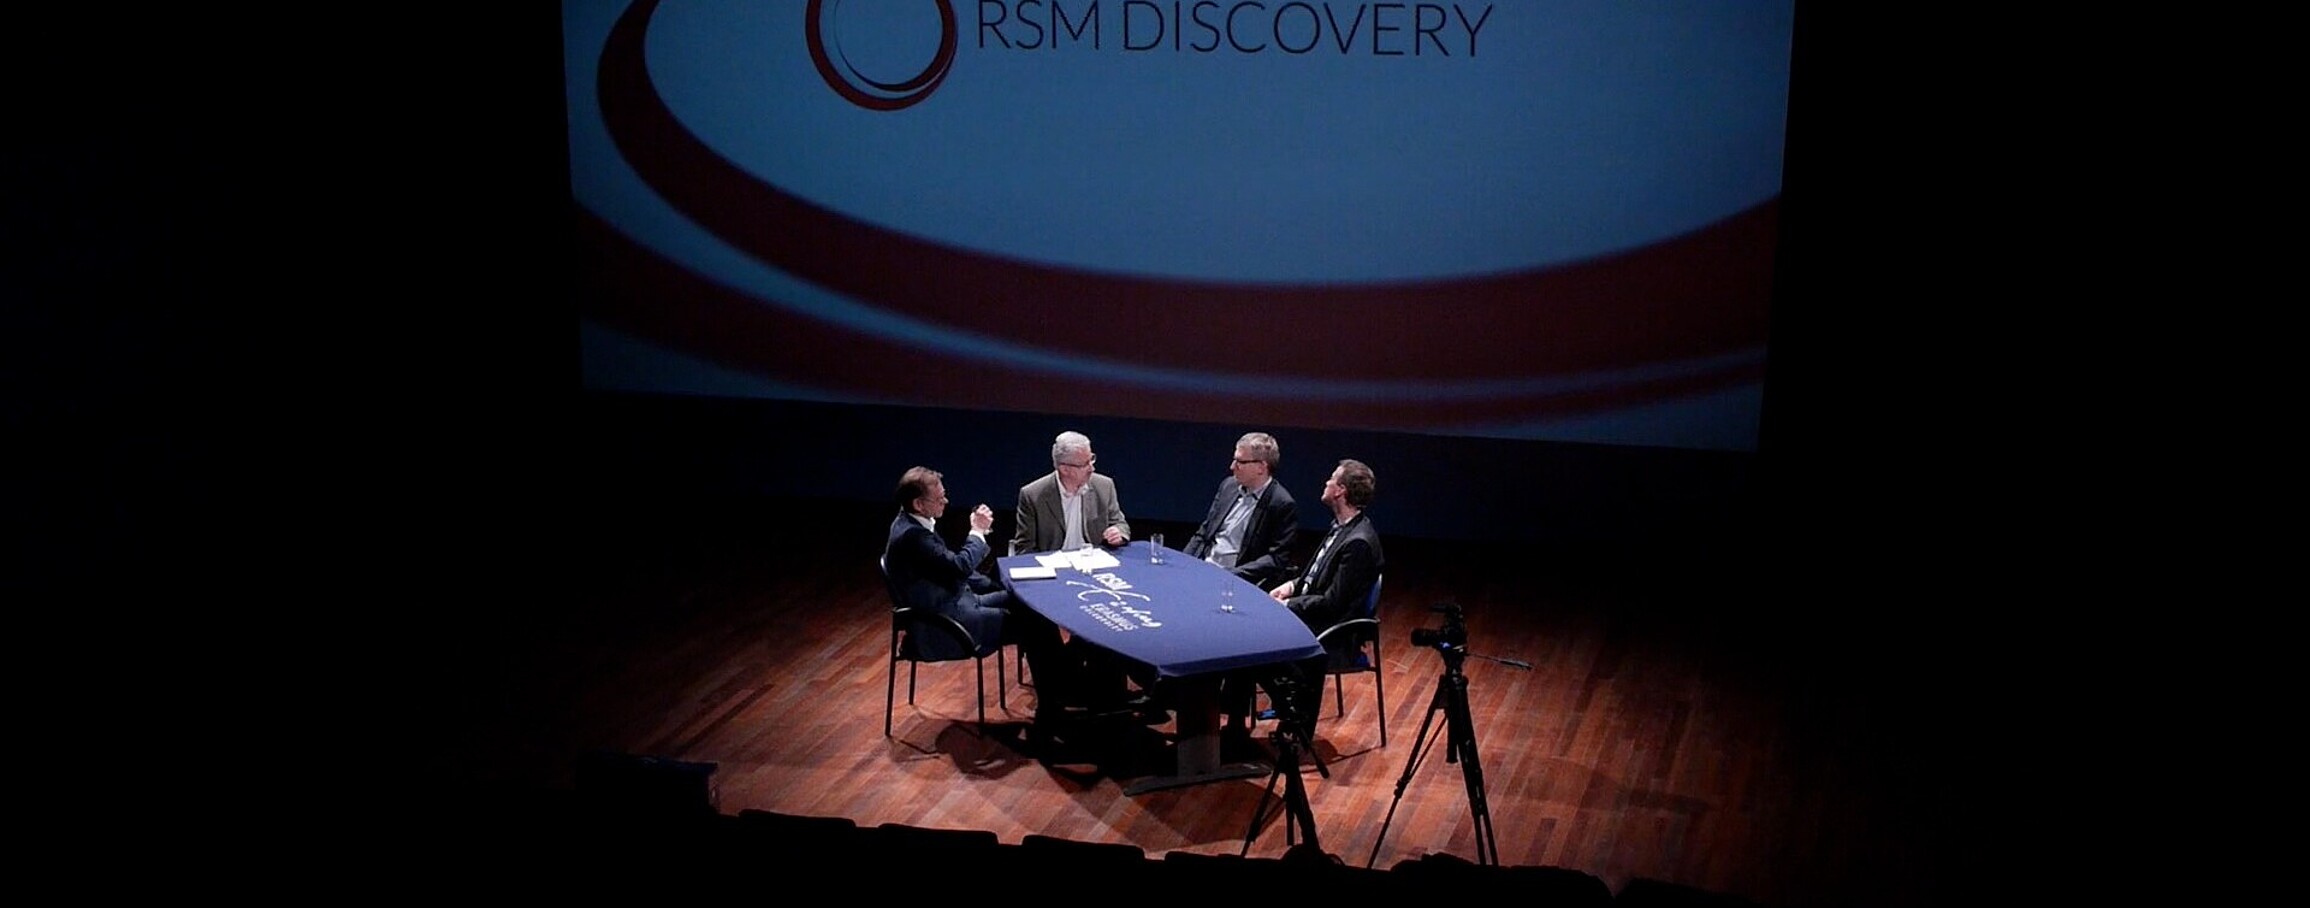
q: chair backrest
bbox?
[1315,573,1383,671]
[1358,573,1384,620]
[878,553,914,618]
[881,551,990,663]
[880,553,918,648]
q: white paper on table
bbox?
[1034,549,1121,571]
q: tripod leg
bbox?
[1244,727,1328,856]
[1289,705,1331,780]
[1280,746,1320,854]
[1240,759,1287,856]
[1442,672,1500,866]
[1364,677,1454,868]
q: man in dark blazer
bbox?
[885,466,1073,697]
[1011,431,1132,555]
[1268,458,1383,635]
[1227,458,1384,743]
[1180,431,1299,590]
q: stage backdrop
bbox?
[567,0,1796,454]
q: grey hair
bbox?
[1050,431,1092,466]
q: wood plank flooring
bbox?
[407,498,1975,907]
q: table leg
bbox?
[1123,675,1267,795]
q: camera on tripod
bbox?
[1409,601,1468,650]
[1262,669,1316,734]
[1373,598,1503,869]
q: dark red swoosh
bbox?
[577,208,1766,429]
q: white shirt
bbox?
[1059,476,1088,551]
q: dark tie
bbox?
[1305,522,1342,581]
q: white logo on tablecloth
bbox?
[1067,579,1162,631]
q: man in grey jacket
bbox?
[1011,430,1131,555]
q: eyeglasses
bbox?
[1232,458,1263,466]
[1058,457,1096,470]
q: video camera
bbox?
[1263,669,1315,730]
[1409,601,1468,650]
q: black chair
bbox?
[1313,572,1386,748]
[881,555,1008,736]
[1019,833,1148,866]
[1263,573,1387,749]
[870,823,1008,874]
[998,540,1035,690]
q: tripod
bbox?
[1367,642,1501,867]
[1240,683,1323,856]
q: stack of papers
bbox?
[1038,549,1120,572]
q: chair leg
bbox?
[1373,643,1387,747]
[997,649,1008,713]
[1333,672,1347,718]
[887,627,906,737]
[886,653,899,737]
[973,654,988,735]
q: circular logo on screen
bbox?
[806,0,958,111]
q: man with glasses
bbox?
[1183,432,1302,740]
[1008,433,1154,724]
[1181,432,1300,590]
[1011,430,1132,556]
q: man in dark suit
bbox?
[886,466,1098,710]
[1011,431,1132,555]
[1180,431,1299,590]
[1230,458,1384,745]
[1269,458,1382,634]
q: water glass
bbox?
[1148,532,1165,564]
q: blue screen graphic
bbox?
[568,0,1797,453]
